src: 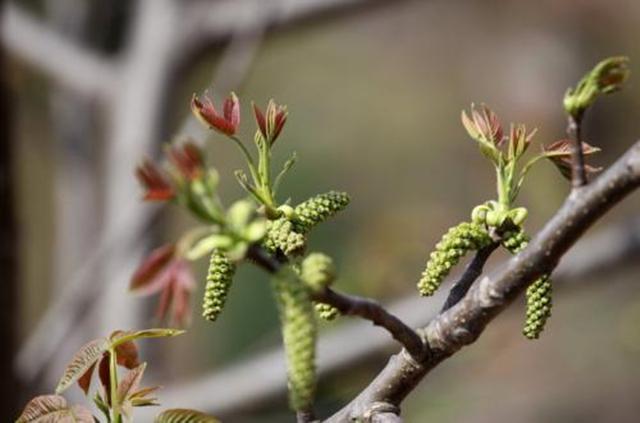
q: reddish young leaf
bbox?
[130,244,176,294]
[191,92,240,136]
[136,159,175,201]
[55,338,110,394]
[109,330,141,369]
[16,395,94,423]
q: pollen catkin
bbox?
[523,275,552,339]
[263,218,307,256]
[502,229,553,339]
[294,191,350,232]
[417,221,491,296]
[202,250,235,322]
[300,253,336,292]
[314,302,339,321]
[272,268,317,412]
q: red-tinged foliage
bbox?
[191,92,240,136]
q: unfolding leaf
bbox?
[110,330,140,369]
[16,395,94,423]
[77,362,96,395]
[109,328,185,349]
[154,408,220,423]
[118,363,148,418]
[55,338,110,394]
[98,354,111,404]
[129,386,161,407]
[185,234,234,260]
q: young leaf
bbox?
[185,234,234,261]
[154,408,220,423]
[17,395,94,423]
[109,328,185,349]
[118,363,150,418]
[55,338,110,394]
[111,331,141,369]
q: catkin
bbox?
[294,191,350,232]
[202,250,235,322]
[263,218,307,256]
[272,268,317,412]
[502,229,553,339]
[417,222,491,296]
[314,303,339,321]
[300,253,336,292]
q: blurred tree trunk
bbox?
[0,0,20,419]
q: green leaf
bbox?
[154,409,220,423]
[109,328,185,349]
[17,395,94,423]
[185,234,234,260]
[227,199,254,229]
[55,338,110,394]
[244,220,268,242]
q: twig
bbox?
[247,246,425,359]
[314,288,425,359]
[327,139,640,422]
[568,114,587,187]
[440,243,499,312]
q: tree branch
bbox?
[247,245,425,359]
[314,288,425,359]
[1,3,116,99]
[440,242,499,312]
[327,139,640,422]
[568,114,587,187]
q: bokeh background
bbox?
[3,0,640,421]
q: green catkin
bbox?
[417,221,491,296]
[501,229,553,339]
[263,218,307,256]
[523,275,552,339]
[294,191,350,232]
[272,268,317,412]
[300,253,336,292]
[202,250,236,322]
[314,303,339,321]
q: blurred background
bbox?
[2,0,640,421]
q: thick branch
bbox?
[1,3,116,99]
[247,246,425,359]
[328,140,640,422]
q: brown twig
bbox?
[327,139,640,422]
[247,245,426,359]
[440,242,499,312]
[314,288,425,359]
[568,113,587,187]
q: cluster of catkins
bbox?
[263,191,350,257]
[201,192,348,412]
[417,220,552,339]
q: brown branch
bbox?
[568,114,587,187]
[247,246,426,359]
[440,242,499,312]
[326,139,640,422]
[314,288,425,359]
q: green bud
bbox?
[263,218,307,256]
[300,253,336,292]
[202,250,236,322]
[314,302,339,321]
[417,221,491,296]
[272,267,317,412]
[564,56,630,118]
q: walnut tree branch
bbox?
[327,139,640,422]
[440,242,499,312]
[247,246,425,359]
